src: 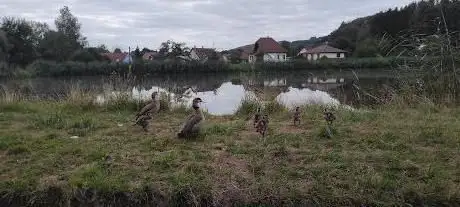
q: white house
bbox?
[298,43,348,61]
[248,37,288,63]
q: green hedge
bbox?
[1,57,413,77]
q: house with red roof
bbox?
[297,43,348,61]
[248,37,288,63]
[101,52,133,64]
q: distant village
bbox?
[100,37,348,64]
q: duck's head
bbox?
[192,97,203,109]
[151,92,159,100]
[295,106,300,111]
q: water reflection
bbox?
[0,69,396,115]
[96,81,347,115]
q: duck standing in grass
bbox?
[323,107,336,138]
[255,115,269,137]
[133,92,160,132]
[323,108,336,126]
[293,106,301,126]
[253,107,261,128]
[178,97,205,138]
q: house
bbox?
[190,47,219,62]
[142,51,159,61]
[101,52,133,64]
[237,44,254,63]
[298,43,348,61]
[248,37,288,63]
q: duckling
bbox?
[323,108,336,125]
[134,92,160,132]
[255,114,269,137]
[253,107,261,128]
[293,106,301,126]
[178,97,205,138]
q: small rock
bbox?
[117,123,124,127]
[70,136,79,139]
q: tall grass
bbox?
[392,32,460,105]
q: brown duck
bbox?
[134,92,160,131]
[255,114,269,137]
[323,108,336,125]
[293,106,301,126]
[253,107,261,128]
[178,97,205,138]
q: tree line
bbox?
[327,0,460,57]
[0,6,192,72]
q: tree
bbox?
[141,47,153,54]
[353,38,379,57]
[134,46,142,57]
[158,40,189,59]
[38,31,74,62]
[133,46,143,63]
[0,30,10,62]
[0,17,37,66]
[94,44,109,53]
[54,6,86,50]
[279,41,292,56]
[114,48,122,53]
[70,48,106,62]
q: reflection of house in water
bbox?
[263,79,287,87]
[298,77,346,91]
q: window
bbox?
[283,55,286,60]
[336,53,341,58]
[277,55,280,59]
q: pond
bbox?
[0,69,397,115]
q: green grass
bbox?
[0,99,459,206]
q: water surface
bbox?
[0,69,396,115]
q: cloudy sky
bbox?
[1,0,416,52]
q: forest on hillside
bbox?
[279,0,460,58]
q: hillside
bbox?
[230,0,460,58]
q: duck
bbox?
[293,106,301,126]
[177,97,205,138]
[255,114,269,137]
[253,107,261,128]
[323,108,336,126]
[134,92,160,132]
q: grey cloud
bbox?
[0,0,417,51]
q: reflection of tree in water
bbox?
[0,70,396,107]
[329,78,396,106]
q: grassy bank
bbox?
[0,57,409,78]
[0,95,459,206]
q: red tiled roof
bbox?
[101,52,128,62]
[300,44,348,54]
[251,37,287,55]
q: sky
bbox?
[0,0,417,52]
